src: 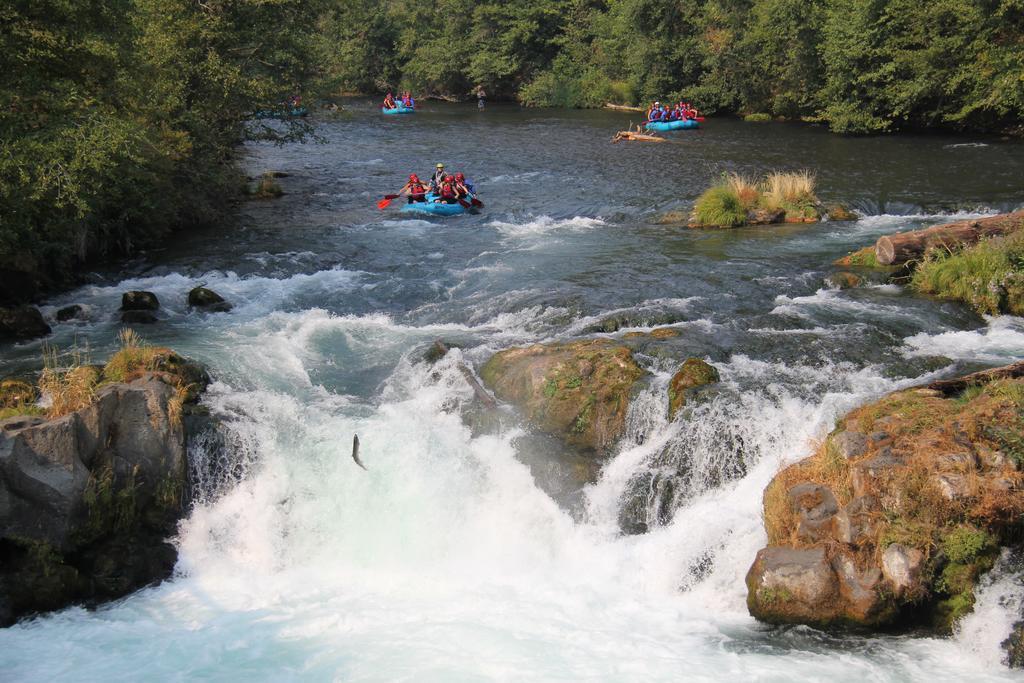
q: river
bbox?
[2,102,1024,681]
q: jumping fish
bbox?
[351,434,367,471]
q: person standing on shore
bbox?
[475,85,486,110]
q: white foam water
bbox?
[2,306,1020,681]
[904,316,1024,364]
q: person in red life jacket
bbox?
[384,91,396,109]
[399,174,428,203]
[453,172,472,199]
[435,174,459,204]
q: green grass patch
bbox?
[694,185,747,227]
[911,231,1024,315]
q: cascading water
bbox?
[2,104,1023,681]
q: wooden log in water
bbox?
[605,103,645,112]
[874,210,1024,265]
[611,130,666,143]
[927,360,1024,396]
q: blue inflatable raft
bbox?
[645,119,700,131]
[382,106,415,115]
[400,194,468,216]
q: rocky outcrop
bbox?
[0,363,210,625]
[0,306,51,342]
[747,369,1024,632]
[480,340,645,453]
[188,286,232,312]
[668,358,719,420]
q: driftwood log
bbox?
[605,103,645,112]
[927,360,1024,396]
[612,130,666,143]
[432,340,497,408]
[875,210,1024,265]
[612,124,665,143]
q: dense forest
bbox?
[2,0,1022,302]
[326,0,1024,135]
[0,0,328,302]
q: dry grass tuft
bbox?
[39,344,100,418]
[103,328,170,384]
[726,173,760,209]
[761,170,819,219]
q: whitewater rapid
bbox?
[3,296,1023,680]
[3,107,1024,680]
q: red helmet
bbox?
[455,172,465,181]
[409,174,419,181]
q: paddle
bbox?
[470,197,484,208]
[377,194,400,210]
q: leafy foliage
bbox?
[317,0,1023,136]
[911,230,1024,316]
[0,0,328,302]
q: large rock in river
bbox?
[0,369,208,625]
[480,340,645,453]
[0,306,51,341]
[188,286,232,312]
[746,369,1024,633]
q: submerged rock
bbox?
[480,339,645,453]
[747,365,1024,631]
[827,204,859,221]
[56,304,85,322]
[617,470,678,535]
[668,358,720,420]
[0,306,51,341]
[827,272,864,289]
[188,286,232,312]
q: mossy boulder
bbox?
[748,369,1024,632]
[188,286,232,312]
[827,204,859,221]
[826,272,864,289]
[668,358,720,420]
[121,291,159,311]
[480,340,645,453]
